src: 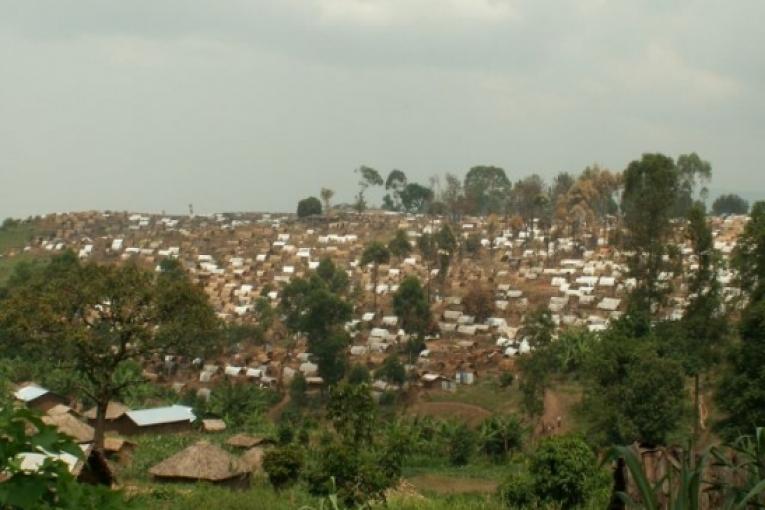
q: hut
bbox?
[118,405,195,435]
[83,402,131,433]
[149,441,250,488]
[42,413,95,443]
[226,434,270,449]
[14,384,68,413]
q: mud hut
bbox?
[149,441,250,488]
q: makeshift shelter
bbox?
[149,441,250,488]
[14,384,67,413]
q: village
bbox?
[0,205,749,499]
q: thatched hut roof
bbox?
[240,447,264,472]
[84,402,130,420]
[225,434,267,449]
[46,404,73,416]
[202,419,226,433]
[149,441,248,482]
[42,413,95,443]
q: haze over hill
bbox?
[2,1,764,220]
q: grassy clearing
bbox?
[420,376,523,417]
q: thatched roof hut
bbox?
[84,402,130,421]
[240,447,265,472]
[202,419,226,433]
[149,441,249,488]
[225,433,269,449]
[42,413,95,443]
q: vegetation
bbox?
[297,196,323,218]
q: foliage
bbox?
[289,371,308,407]
[204,377,277,429]
[347,364,371,385]
[0,406,125,509]
[354,166,384,212]
[479,415,524,461]
[713,193,749,216]
[463,284,494,323]
[400,183,434,213]
[500,469,536,509]
[375,354,406,385]
[327,382,376,445]
[313,331,351,386]
[621,153,679,316]
[447,423,475,467]
[463,166,511,216]
[732,201,765,300]
[388,229,413,259]
[464,234,481,256]
[498,372,514,388]
[0,252,220,449]
[361,241,390,308]
[393,276,431,337]
[315,257,349,295]
[530,435,609,509]
[672,152,712,218]
[320,188,335,212]
[263,445,304,490]
[581,322,686,447]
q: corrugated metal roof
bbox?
[15,385,49,402]
[126,405,195,427]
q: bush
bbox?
[347,364,370,385]
[498,372,514,388]
[375,355,406,385]
[297,197,322,218]
[530,436,609,508]
[263,446,304,490]
[500,470,536,509]
[480,415,524,461]
[448,423,475,466]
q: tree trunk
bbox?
[608,457,627,510]
[372,264,378,310]
[94,398,108,452]
[693,373,701,442]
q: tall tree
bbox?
[717,202,765,439]
[354,166,383,212]
[463,166,511,216]
[387,229,412,260]
[383,170,407,211]
[392,276,430,338]
[320,188,335,213]
[417,233,437,303]
[361,241,390,309]
[621,153,679,317]
[672,153,712,218]
[400,183,434,213]
[0,253,220,450]
[297,196,322,218]
[713,194,749,216]
[441,173,465,221]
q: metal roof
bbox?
[126,405,195,427]
[14,385,49,402]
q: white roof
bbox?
[126,405,195,427]
[15,385,49,402]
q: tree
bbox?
[0,406,124,509]
[441,173,465,221]
[713,193,749,216]
[354,165,383,212]
[383,170,407,211]
[361,241,390,309]
[435,224,457,286]
[263,446,304,490]
[297,196,322,218]
[392,276,430,338]
[718,203,765,439]
[320,188,335,213]
[289,372,308,408]
[581,322,686,447]
[510,174,548,237]
[387,229,412,260]
[447,423,474,466]
[479,415,524,461]
[621,153,679,316]
[315,257,349,294]
[313,331,351,385]
[0,253,220,451]
[417,233,437,303]
[672,152,712,218]
[463,165,511,216]
[677,204,725,439]
[400,183,434,213]
[463,283,495,322]
[347,364,370,385]
[375,354,406,385]
[530,436,609,509]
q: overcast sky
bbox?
[1,1,763,218]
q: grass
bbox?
[0,221,47,284]
[421,376,523,417]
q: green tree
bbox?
[375,354,406,385]
[263,446,304,490]
[361,241,390,309]
[320,187,335,213]
[417,233,437,303]
[387,229,412,259]
[447,423,475,466]
[400,183,434,213]
[0,253,220,451]
[313,331,351,386]
[732,201,765,300]
[713,193,749,216]
[383,169,407,211]
[297,196,322,218]
[463,165,511,215]
[289,372,308,408]
[392,276,431,338]
[582,322,686,447]
[673,152,712,218]
[463,283,495,322]
[621,153,680,317]
[354,165,383,212]
[530,435,609,509]
[479,415,523,461]
[315,257,349,294]
[347,364,370,385]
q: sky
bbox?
[1,0,764,218]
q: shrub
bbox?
[498,372,514,388]
[448,423,475,466]
[263,446,304,490]
[500,470,536,509]
[297,197,322,218]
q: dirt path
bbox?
[536,389,571,436]
[267,393,290,422]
